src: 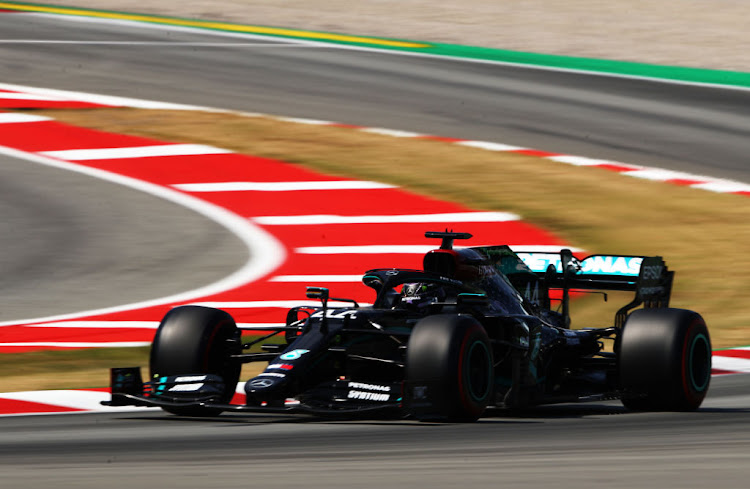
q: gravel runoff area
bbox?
[53,0,750,72]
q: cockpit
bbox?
[362,242,532,316]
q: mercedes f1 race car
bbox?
[105,231,712,421]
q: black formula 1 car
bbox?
[105,231,712,421]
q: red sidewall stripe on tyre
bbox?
[456,324,492,417]
[680,319,708,405]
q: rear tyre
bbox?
[619,308,711,411]
[150,305,241,416]
[406,314,494,422]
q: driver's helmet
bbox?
[400,282,445,311]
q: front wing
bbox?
[102,367,403,417]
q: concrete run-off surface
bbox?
[50,0,750,72]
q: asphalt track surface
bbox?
[0,150,246,321]
[1,12,749,488]
[1,374,749,488]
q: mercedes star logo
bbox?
[249,378,274,388]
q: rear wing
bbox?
[514,249,674,327]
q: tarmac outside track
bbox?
[2,13,750,183]
[1,11,749,488]
[0,151,246,321]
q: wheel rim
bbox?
[689,333,711,392]
[465,340,492,402]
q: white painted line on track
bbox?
[18,320,351,330]
[456,141,527,152]
[547,155,628,167]
[359,127,424,138]
[0,81,216,110]
[253,211,519,225]
[270,275,363,282]
[40,144,231,161]
[0,144,286,328]
[0,40,327,47]
[237,323,286,329]
[691,180,750,193]
[0,389,151,412]
[712,356,750,374]
[0,92,67,101]
[174,181,396,192]
[275,116,337,125]
[622,168,709,182]
[0,113,52,123]
[23,321,159,329]
[0,407,155,417]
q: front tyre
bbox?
[405,314,494,422]
[150,305,241,416]
[619,308,711,411]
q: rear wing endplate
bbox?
[515,249,674,327]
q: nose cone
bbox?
[244,374,289,405]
